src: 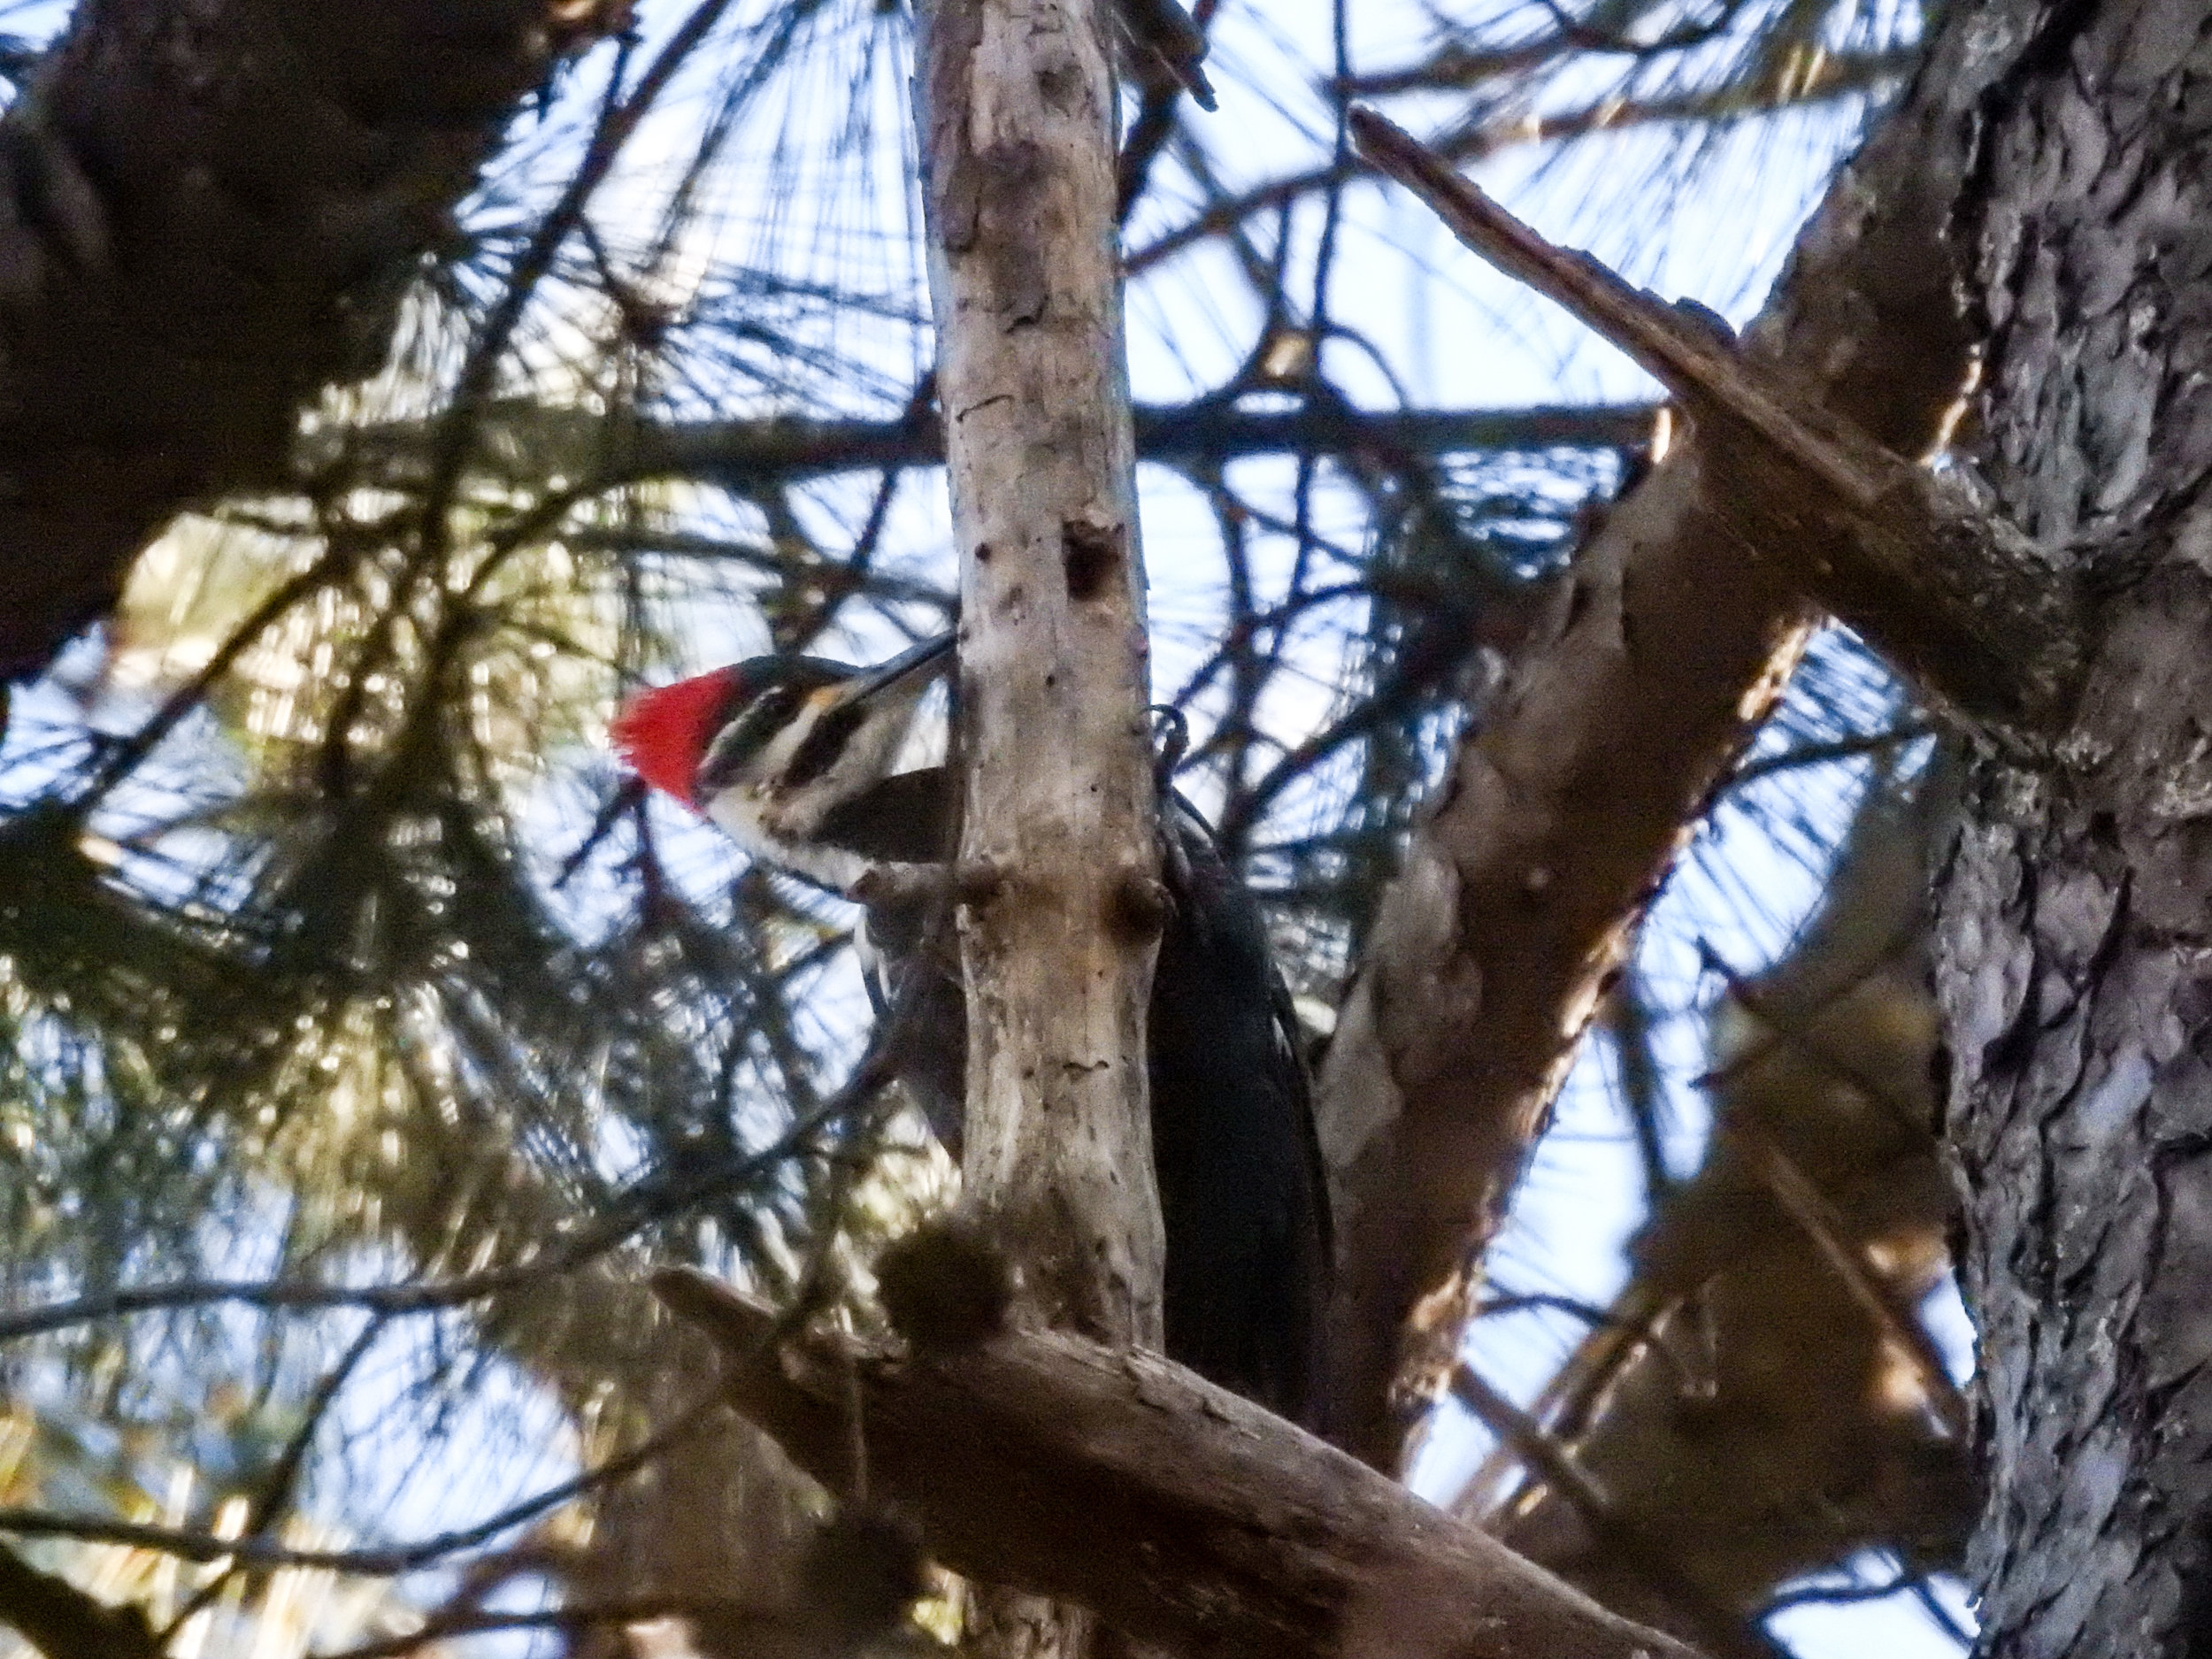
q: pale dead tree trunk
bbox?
[0,0,621,683]
[910,0,1164,1652]
[1311,0,2051,1466]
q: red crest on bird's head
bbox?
[611,666,744,808]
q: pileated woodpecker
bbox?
[613,637,1331,1426]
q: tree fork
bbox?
[1310,0,2031,1467]
[656,1268,1709,1659]
[910,0,1164,1647]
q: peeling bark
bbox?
[1933,0,2212,1648]
[0,0,611,680]
[657,1268,1709,1659]
[1315,1,2018,1467]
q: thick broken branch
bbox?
[1351,105,2082,735]
[655,1268,1707,1659]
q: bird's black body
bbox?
[613,641,1332,1426]
[846,771,1330,1425]
[1145,791,1331,1421]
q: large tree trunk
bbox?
[1932,0,2212,1648]
[0,0,605,681]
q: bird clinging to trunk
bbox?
[612,636,1330,1427]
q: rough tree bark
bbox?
[910,0,1164,1650]
[1311,0,2029,1467]
[1932,0,2212,1648]
[0,0,617,681]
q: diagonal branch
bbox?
[656,1268,1708,1659]
[1724,1118,1968,1439]
[1350,105,2082,734]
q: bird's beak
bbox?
[834,633,955,709]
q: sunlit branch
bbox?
[1448,1364,1788,1659]
[1722,1117,1968,1440]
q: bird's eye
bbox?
[697,680,805,794]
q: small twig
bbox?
[1911,1578,1976,1647]
[1730,723,1932,788]
[1473,1292,1616,1326]
[1604,964,1674,1201]
[1448,1363,1619,1524]
[1762,1564,1929,1612]
[158,1315,390,1641]
[1693,939,1927,1135]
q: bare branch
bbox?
[331,397,1655,493]
[1448,1364,1788,1659]
[1126,51,1910,277]
[656,1268,1709,1659]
